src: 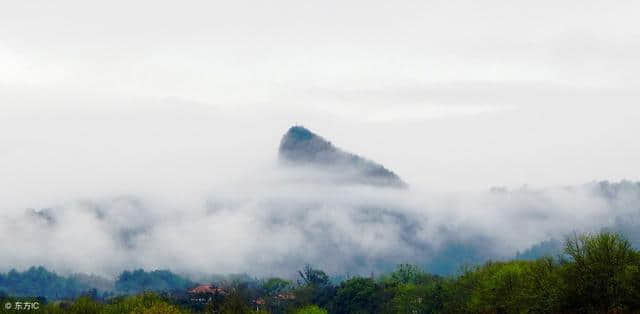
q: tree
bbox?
[459,261,529,313]
[261,277,292,296]
[563,231,638,312]
[388,282,446,314]
[298,265,329,287]
[294,265,335,309]
[334,277,382,314]
[389,264,423,285]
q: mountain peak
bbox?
[279,126,336,162]
[278,126,406,188]
[285,126,314,141]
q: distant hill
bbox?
[278,126,407,188]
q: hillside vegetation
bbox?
[2,231,640,313]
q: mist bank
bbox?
[1,162,639,278]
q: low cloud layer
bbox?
[2,158,639,279]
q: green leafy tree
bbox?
[387,282,446,314]
[388,264,423,285]
[294,265,335,310]
[261,277,292,296]
[334,277,382,314]
[461,261,529,313]
[562,231,638,312]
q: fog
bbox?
[1,105,639,278]
[2,0,640,278]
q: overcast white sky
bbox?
[2,0,640,206]
[3,0,640,277]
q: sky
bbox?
[1,0,640,277]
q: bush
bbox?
[295,305,328,314]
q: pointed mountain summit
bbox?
[278,126,407,188]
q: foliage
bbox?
[295,304,328,314]
[333,277,383,314]
[115,269,193,294]
[2,231,640,313]
[562,231,638,313]
[387,281,446,314]
[219,289,252,314]
[293,265,335,310]
[261,277,292,296]
[0,266,91,300]
[298,265,330,287]
[103,292,187,314]
[2,293,189,314]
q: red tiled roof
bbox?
[188,284,225,294]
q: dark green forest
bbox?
[2,231,640,313]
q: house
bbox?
[275,293,295,301]
[188,284,226,295]
[187,284,226,303]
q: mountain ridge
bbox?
[278,126,407,188]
